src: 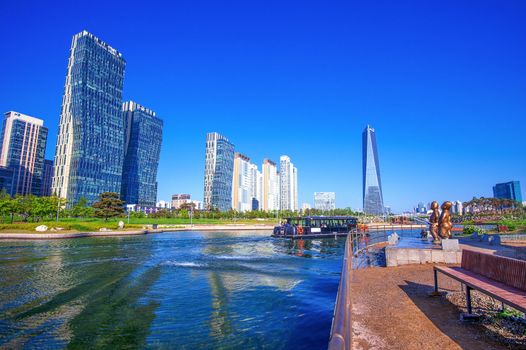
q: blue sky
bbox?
[1,0,525,212]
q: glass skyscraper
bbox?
[121,101,163,207]
[493,181,522,203]
[0,111,48,196]
[362,125,385,215]
[41,160,54,197]
[52,31,126,205]
[203,132,234,211]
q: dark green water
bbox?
[0,231,345,349]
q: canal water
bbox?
[0,231,345,349]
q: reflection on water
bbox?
[0,232,345,349]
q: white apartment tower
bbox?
[232,153,256,212]
[279,155,298,211]
[262,159,279,211]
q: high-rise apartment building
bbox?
[493,181,522,203]
[452,200,463,216]
[279,155,298,211]
[362,125,384,215]
[232,153,259,212]
[52,31,126,205]
[314,192,336,211]
[121,101,163,207]
[203,132,234,211]
[262,159,279,211]
[41,160,54,196]
[0,111,48,196]
[249,163,263,210]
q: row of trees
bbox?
[147,206,363,220]
[0,190,370,223]
[0,192,124,222]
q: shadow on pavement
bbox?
[398,280,515,350]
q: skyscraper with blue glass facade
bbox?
[362,125,385,215]
[121,101,163,207]
[493,181,522,203]
[203,132,234,211]
[52,31,126,205]
[0,111,48,196]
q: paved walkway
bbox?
[351,265,512,350]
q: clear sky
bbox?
[1,0,525,212]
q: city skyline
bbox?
[1,1,525,212]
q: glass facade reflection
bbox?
[493,181,522,203]
[121,101,163,207]
[52,31,126,205]
[41,160,54,196]
[362,125,384,215]
[203,132,234,211]
[0,166,15,196]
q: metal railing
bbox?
[328,233,353,350]
[328,224,426,349]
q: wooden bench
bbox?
[433,249,526,317]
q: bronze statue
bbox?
[438,201,453,239]
[429,201,440,243]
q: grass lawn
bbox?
[0,217,277,233]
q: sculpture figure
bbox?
[438,201,453,239]
[429,201,440,243]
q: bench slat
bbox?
[461,249,526,291]
[435,266,526,313]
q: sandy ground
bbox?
[350,264,518,350]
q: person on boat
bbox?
[297,224,304,235]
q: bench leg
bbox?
[434,269,438,293]
[429,269,440,296]
[466,286,473,315]
[460,285,480,321]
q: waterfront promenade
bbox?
[350,264,513,350]
[348,239,526,350]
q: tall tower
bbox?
[362,125,384,215]
[52,31,126,205]
[121,101,163,207]
[279,155,298,211]
[203,132,234,211]
[0,111,48,196]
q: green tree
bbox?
[33,196,57,221]
[92,192,125,221]
[16,195,35,222]
[0,190,13,223]
[70,197,94,218]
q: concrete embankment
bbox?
[0,224,274,240]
